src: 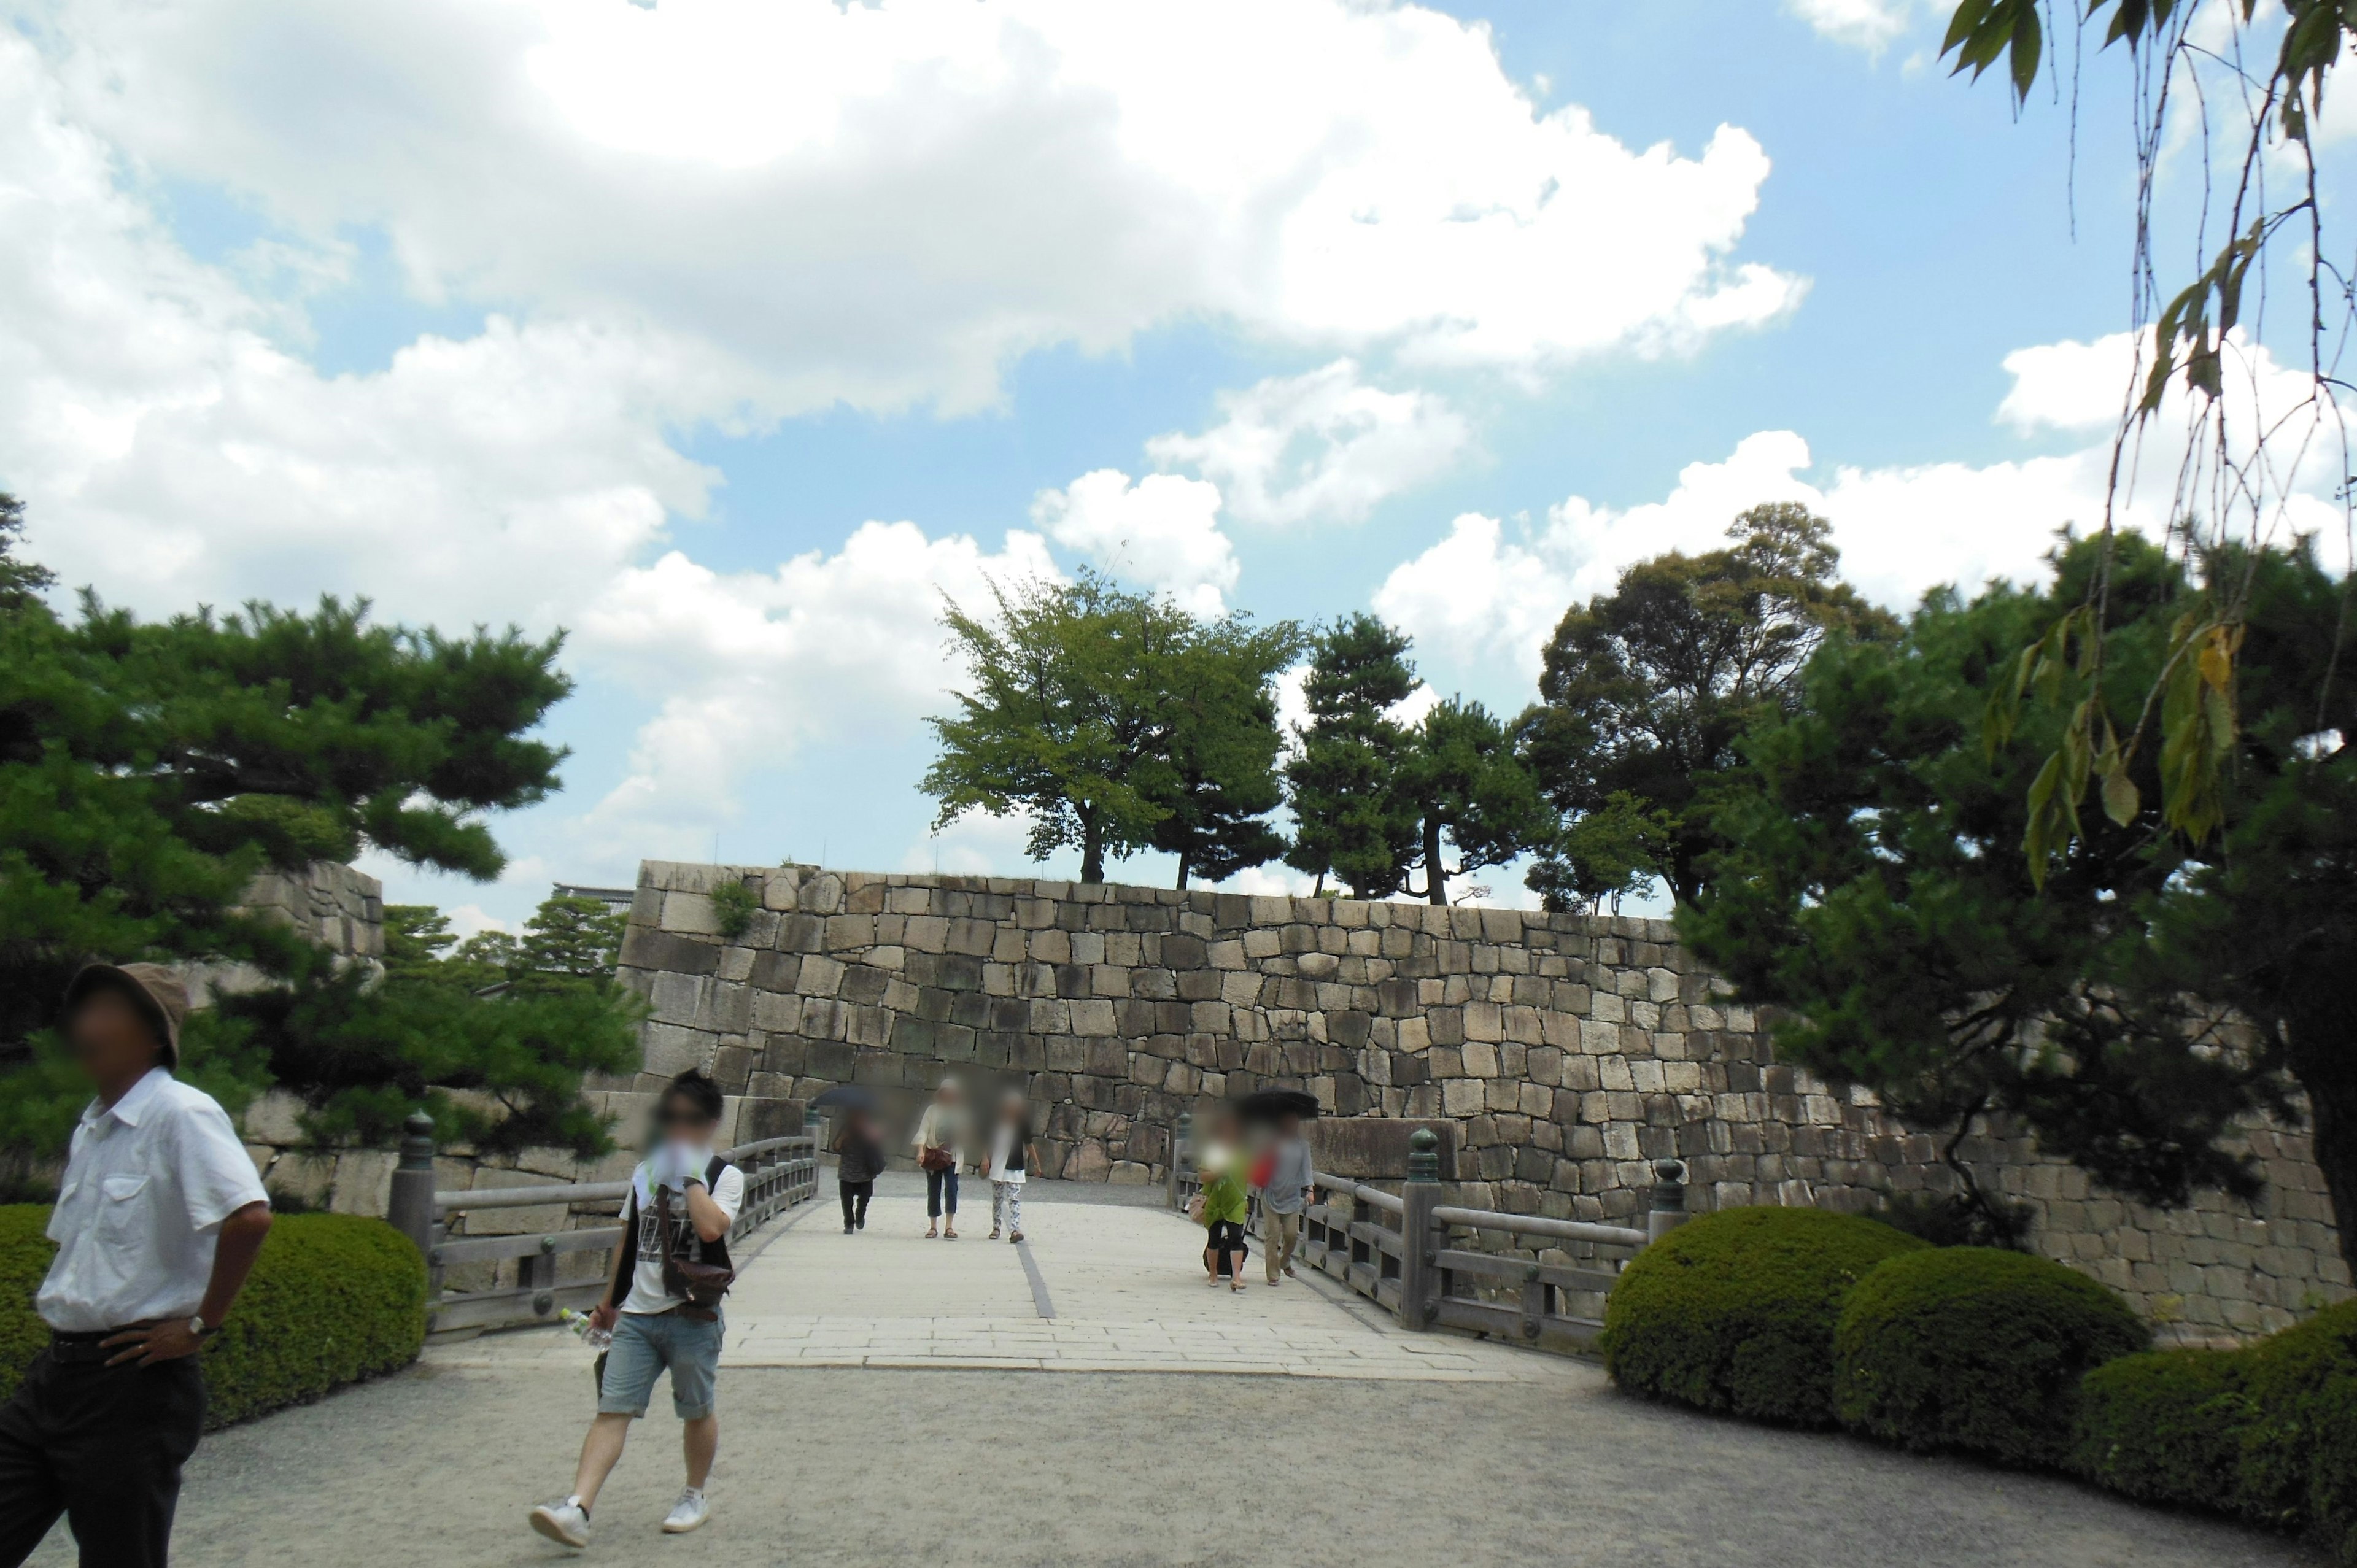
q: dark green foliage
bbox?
[1871,1189,2032,1250]
[0,494,54,615]
[236,892,640,1156]
[1520,503,1894,910]
[0,1207,52,1402]
[2065,1301,2357,1562]
[0,1207,424,1426]
[1395,698,1553,906]
[1833,1246,2147,1467]
[1682,533,2318,1235]
[925,571,1300,884]
[1283,614,1422,898]
[1143,615,1299,889]
[2070,1346,2249,1505]
[1598,1205,1927,1426]
[0,504,573,1102]
[708,881,757,940]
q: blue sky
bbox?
[4,0,2342,932]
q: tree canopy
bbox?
[1519,503,1894,908]
[924,571,1301,884]
[0,500,630,1160]
[1283,614,1423,898]
[1683,531,2354,1259]
[1395,698,1552,906]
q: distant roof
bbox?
[552,884,635,908]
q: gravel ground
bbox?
[29,1358,2316,1567]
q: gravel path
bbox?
[24,1170,2320,1566]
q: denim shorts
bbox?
[597,1307,724,1420]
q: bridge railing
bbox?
[1169,1116,1686,1351]
[383,1112,822,1335]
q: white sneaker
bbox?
[529,1497,591,1549]
[662,1489,710,1534]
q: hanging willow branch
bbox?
[1945,0,2357,884]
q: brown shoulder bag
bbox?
[656,1184,734,1321]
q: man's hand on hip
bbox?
[104,1319,205,1367]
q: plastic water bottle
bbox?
[559,1308,613,1352]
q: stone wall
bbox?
[617,860,2351,1346]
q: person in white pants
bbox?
[982,1089,1040,1243]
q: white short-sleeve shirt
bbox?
[37,1067,271,1333]
[619,1159,745,1316]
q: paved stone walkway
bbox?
[27,1172,2324,1566]
[437,1171,1579,1380]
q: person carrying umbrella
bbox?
[831,1105,886,1234]
[1253,1108,1318,1286]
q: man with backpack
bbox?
[530,1070,742,1550]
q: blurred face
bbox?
[657,1094,720,1145]
[1279,1111,1301,1138]
[68,987,165,1087]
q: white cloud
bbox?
[576,522,1061,840]
[1147,360,1472,527]
[1029,469,1237,614]
[1375,331,2350,678]
[1786,0,1918,52]
[29,0,1800,414]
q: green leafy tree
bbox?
[1283,614,1423,898]
[1519,504,1895,907]
[1396,698,1553,906]
[1938,1,2357,868]
[1145,620,1300,889]
[0,504,625,1157]
[1525,790,1676,916]
[232,893,640,1154]
[0,494,55,615]
[925,570,1298,884]
[1684,531,2355,1257]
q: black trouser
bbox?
[926,1167,959,1218]
[1206,1219,1248,1278]
[839,1180,873,1228]
[0,1350,205,1568]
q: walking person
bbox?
[981,1089,1039,1244]
[0,963,274,1568]
[1195,1145,1251,1293]
[832,1107,886,1234]
[913,1078,967,1240]
[1253,1110,1317,1286]
[530,1070,743,1550]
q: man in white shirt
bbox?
[0,963,273,1568]
[530,1070,743,1550]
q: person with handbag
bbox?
[911,1078,967,1240]
[530,1070,742,1550]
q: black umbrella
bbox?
[810,1084,878,1112]
[1235,1087,1321,1124]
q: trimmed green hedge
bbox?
[2073,1300,2357,1563]
[1833,1246,2148,1467]
[0,1205,426,1427]
[1600,1205,1927,1425]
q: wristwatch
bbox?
[187,1315,215,1340]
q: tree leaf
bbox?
[2100,762,2140,827]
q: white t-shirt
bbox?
[39,1068,269,1332]
[619,1158,745,1316]
[988,1123,1026,1186]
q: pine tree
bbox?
[1283,614,1422,898]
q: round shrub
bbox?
[1834,1246,2147,1466]
[2070,1346,2248,1503]
[2227,1300,2357,1555]
[0,1205,426,1427]
[1600,1205,1928,1425]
